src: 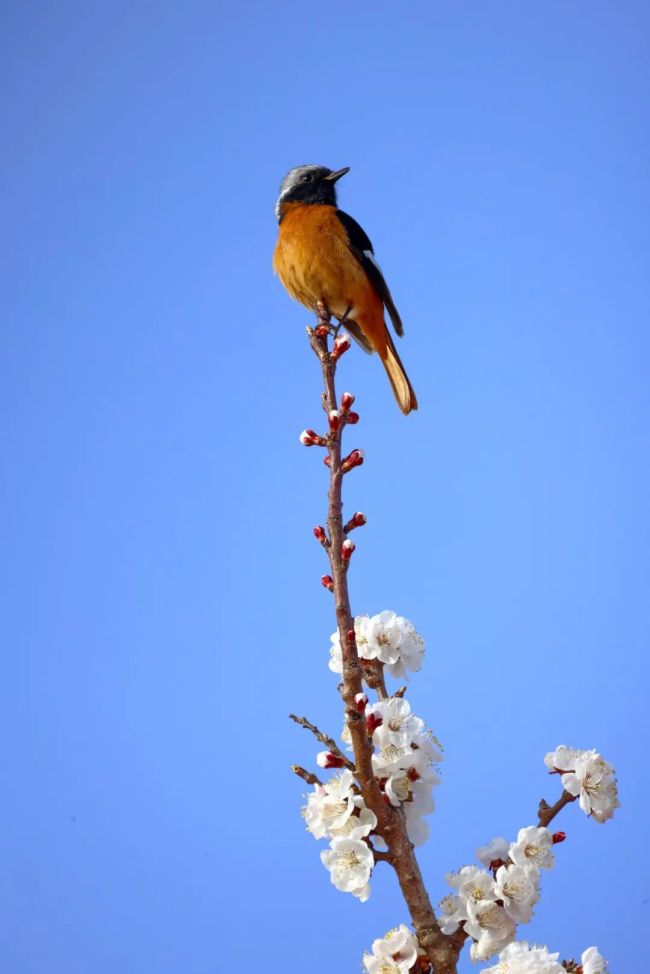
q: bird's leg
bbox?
[332,304,353,338]
[316,301,353,339]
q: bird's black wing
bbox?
[336,209,404,337]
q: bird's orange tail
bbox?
[380,333,418,415]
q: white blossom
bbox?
[543,744,584,774]
[544,745,619,823]
[438,893,467,935]
[320,836,374,896]
[455,865,499,906]
[367,697,424,748]
[494,863,539,923]
[328,611,425,680]
[476,836,510,868]
[562,751,619,823]
[362,925,418,974]
[480,940,564,973]
[581,946,608,974]
[330,804,377,841]
[328,616,371,673]
[373,730,442,781]
[372,740,415,777]
[351,882,371,902]
[403,800,430,846]
[361,611,403,665]
[509,826,554,870]
[465,900,516,961]
[447,865,496,900]
[392,617,425,674]
[302,770,356,840]
[340,718,353,751]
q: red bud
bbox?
[366,713,383,734]
[300,428,326,447]
[330,334,351,361]
[346,411,360,425]
[346,628,356,644]
[328,410,341,432]
[344,511,366,533]
[341,391,355,411]
[314,324,330,338]
[354,692,368,712]
[321,575,334,591]
[552,831,567,844]
[313,525,327,543]
[341,449,364,473]
[341,539,355,560]
[316,751,345,769]
[323,455,332,467]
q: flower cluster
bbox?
[480,941,608,973]
[439,824,559,961]
[544,746,619,823]
[366,697,442,846]
[362,925,422,974]
[302,770,376,901]
[328,610,425,679]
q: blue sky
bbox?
[1,2,648,971]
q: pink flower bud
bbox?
[346,411,360,425]
[313,525,327,543]
[323,455,332,467]
[552,831,567,844]
[341,391,355,411]
[328,409,340,432]
[366,712,383,734]
[354,692,368,712]
[341,539,355,560]
[314,324,330,338]
[330,333,351,361]
[341,449,364,473]
[316,751,346,769]
[300,429,326,447]
[344,512,366,533]
[321,575,334,591]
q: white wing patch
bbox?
[364,250,384,278]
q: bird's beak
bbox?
[325,167,350,183]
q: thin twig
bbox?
[291,765,323,787]
[289,713,356,772]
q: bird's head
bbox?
[275,165,350,221]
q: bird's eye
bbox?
[300,173,313,183]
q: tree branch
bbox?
[307,313,460,974]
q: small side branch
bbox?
[289,713,356,772]
[291,765,323,787]
[538,790,577,827]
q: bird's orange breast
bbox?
[273,203,380,322]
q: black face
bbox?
[275,165,349,219]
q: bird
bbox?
[273,165,417,414]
